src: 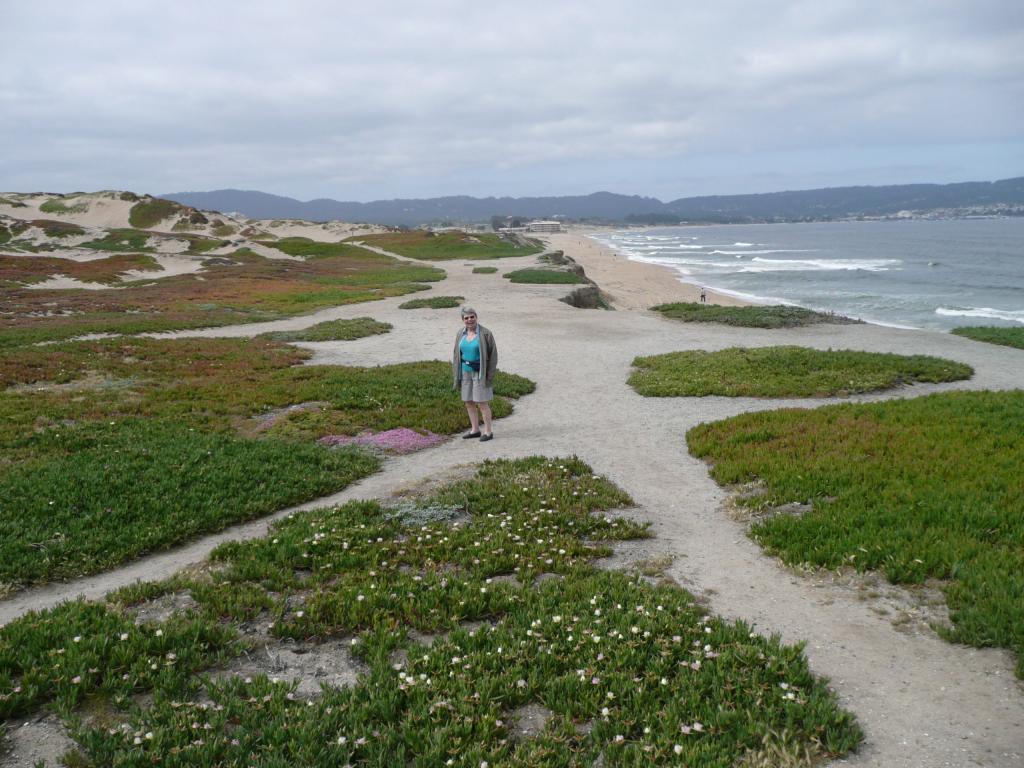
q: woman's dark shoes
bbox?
[479,433,494,442]
[463,431,481,439]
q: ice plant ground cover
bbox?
[0,241,444,348]
[629,346,972,398]
[0,457,861,765]
[0,336,534,589]
[951,325,1024,350]
[503,269,588,285]
[354,231,543,261]
[688,390,1024,677]
[398,295,465,309]
[650,303,859,329]
[258,317,392,342]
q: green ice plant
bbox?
[3,457,859,765]
[630,346,972,398]
[689,390,1024,676]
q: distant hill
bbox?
[163,177,1024,226]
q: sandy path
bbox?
[2,243,1022,766]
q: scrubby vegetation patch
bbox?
[504,268,587,285]
[688,390,1024,677]
[1,244,443,348]
[0,337,533,587]
[952,325,1024,350]
[399,295,464,309]
[258,317,392,342]
[358,231,543,261]
[652,302,859,328]
[3,456,862,765]
[128,198,183,229]
[629,346,972,398]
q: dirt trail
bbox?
[3,248,1023,767]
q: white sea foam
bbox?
[732,242,754,247]
[935,307,1024,324]
[742,257,900,272]
[709,249,816,256]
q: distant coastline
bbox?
[161,175,1024,227]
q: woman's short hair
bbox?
[461,306,477,318]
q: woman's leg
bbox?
[478,402,493,435]
[465,401,480,433]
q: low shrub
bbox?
[39,197,88,215]
[128,198,182,229]
[472,266,498,274]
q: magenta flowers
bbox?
[318,428,445,454]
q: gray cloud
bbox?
[1,0,1022,200]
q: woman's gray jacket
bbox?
[452,325,497,388]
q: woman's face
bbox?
[463,313,477,330]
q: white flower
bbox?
[674,744,683,754]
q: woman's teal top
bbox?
[459,335,481,375]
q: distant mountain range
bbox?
[163,176,1024,226]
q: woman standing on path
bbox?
[452,305,497,441]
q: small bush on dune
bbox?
[128,198,183,228]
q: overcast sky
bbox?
[2,1,1022,201]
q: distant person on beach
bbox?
[452,306,498,441]
[700,287,707,303]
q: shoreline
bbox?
[542,230,748,310]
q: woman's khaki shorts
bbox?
[460,377,493,402]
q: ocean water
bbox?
[590,219,1024,331]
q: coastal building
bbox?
[527,220,562,232]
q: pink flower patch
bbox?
[319,428,445,454]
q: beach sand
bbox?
[544,229,747,309]
[2,232,1023,767]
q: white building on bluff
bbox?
[526,220,562,232]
